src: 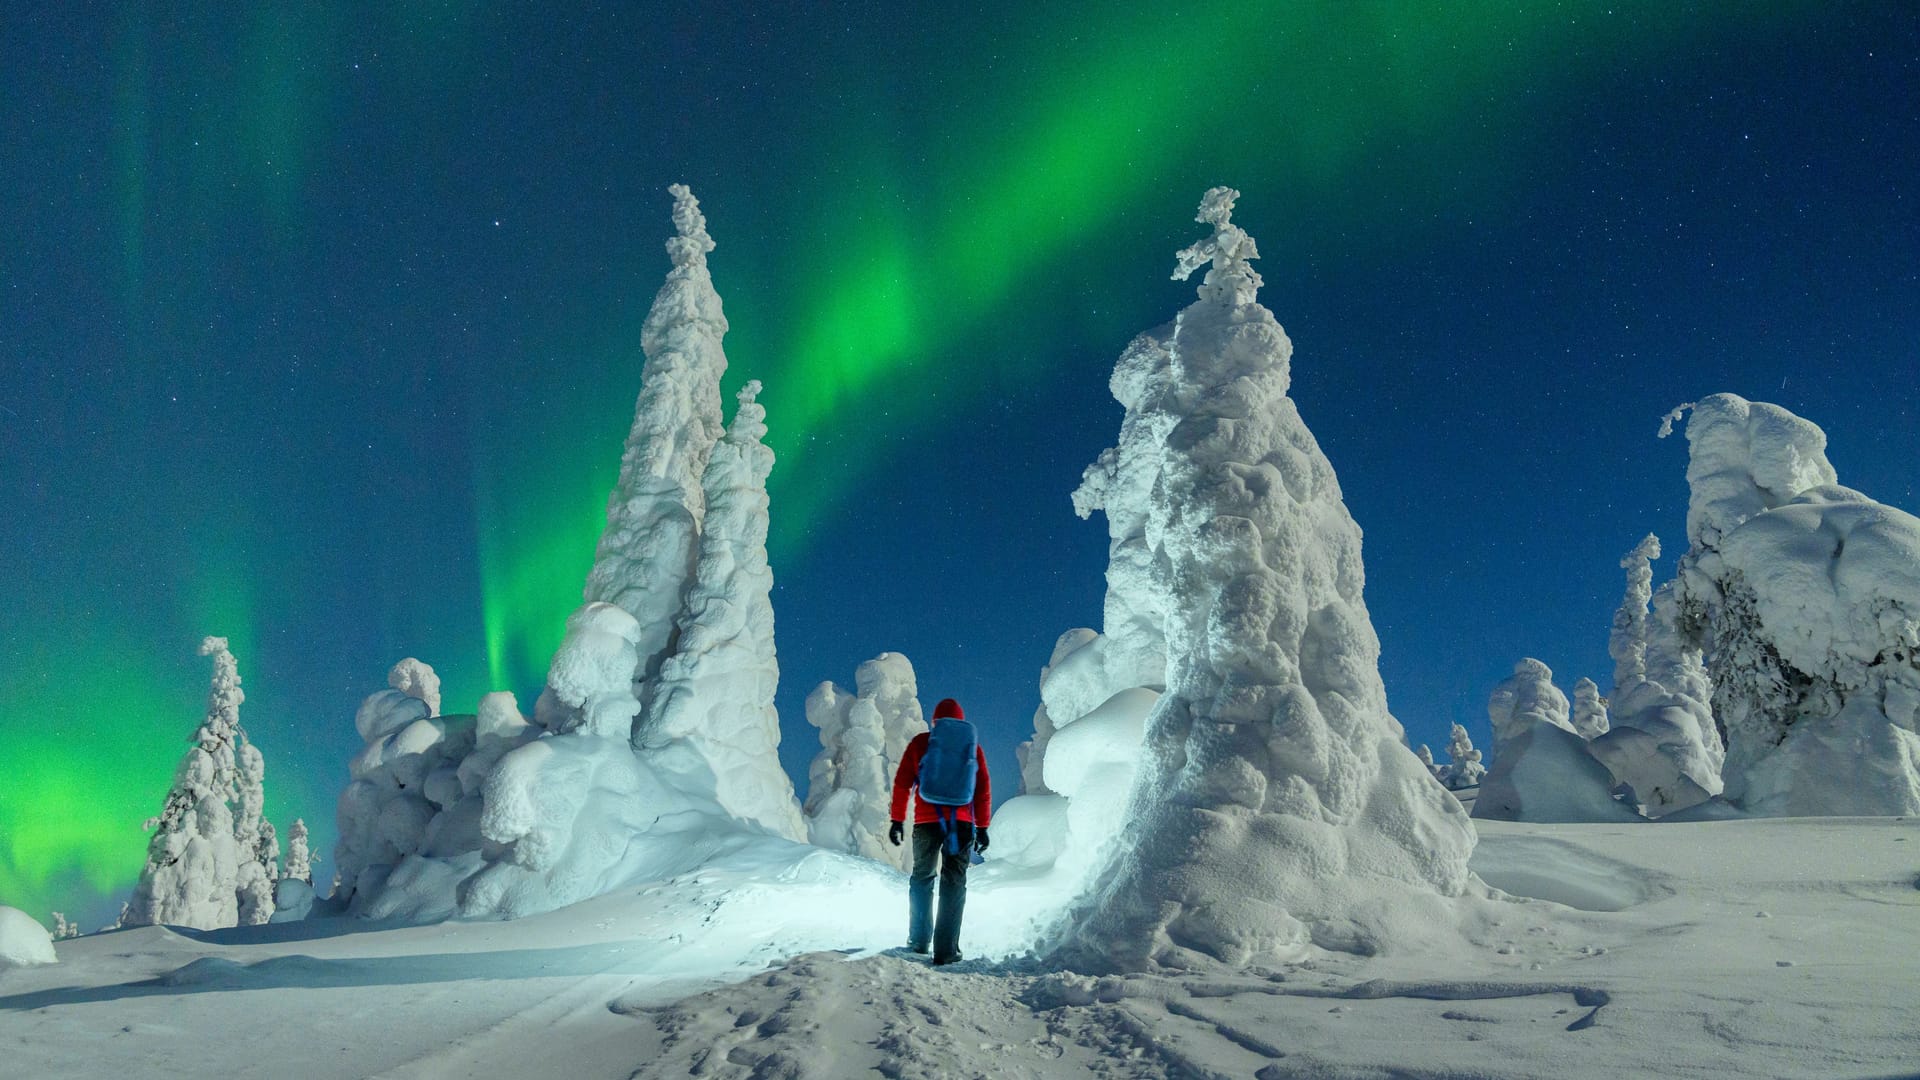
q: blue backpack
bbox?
[917,719,978,807]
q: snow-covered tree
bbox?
[1476,659,1636,823]
[284,818,313,884]
[646,380,805,840]
[126,637,248,930]
[1052,189,1475,971]
[1443,723,1485,789]
[584,183,732,733]
[233,734,277,925]
[1070,328,1177,698]
[1587,536,1721,815]
[803,653,924,872]
[388,657,442,717]
[49,912,79,941]
[1662,394,1920,815]
[1017,629,1100,796]
[1571,678,1610,739]
[1610,534,1662,689]
[332,674,442,907]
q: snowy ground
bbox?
[5,818,1919,1079]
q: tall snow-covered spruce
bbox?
[126,637,250,930]
[1052,189,1474,971]
[648,380,806,840]
[583,183,731,733]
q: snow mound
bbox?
[1468,835,1666,912]
[0,907,56,967]
[388,657,441,717]
[1477,660,1638,824]
[1052,189,1475,971]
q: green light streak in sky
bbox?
[755,0,1778,552]
[470,0,1793,706]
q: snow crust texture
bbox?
[1669,394,1920,815]
[1051,189,1474,971]
[584,183,730,728]
[804,653,925,872]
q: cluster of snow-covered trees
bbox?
[1478,393,1920,821]
[325,185,811,921]
[97,183,1916,989]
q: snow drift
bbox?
[0,906,56,968]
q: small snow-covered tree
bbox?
[585,184,732,733]
[1052,189,1475,971]
[126,637,248,930]
[1587,535,1721,816]
[647,380,806,840]
[1610,534,1662,689]
[49,912,79,940]
[1476,660,1636,823]
[803,653,924,872]
[388,657,442,716]
[1443,724,1485,789]
[284,818,313,883]
[1414,744,1446,784]
[1571,678,1610,739]
[233,733,277,925]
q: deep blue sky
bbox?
[3,3,1916,926]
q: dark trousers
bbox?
[908,820,973,960]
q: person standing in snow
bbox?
[889,697,992,965]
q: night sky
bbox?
[4,3,1917,928]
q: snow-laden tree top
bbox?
[1660,395,1839,550]
[1172,186,1264,307]
[1609,534,1661,691]
[585,183,732,730]
[666,182,716,269]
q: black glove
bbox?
[973,827,989,853]
[888,820,905,846]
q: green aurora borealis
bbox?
[468,0,1782,711]
[9,0,1911,929]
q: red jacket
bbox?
[890,725,993,827]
